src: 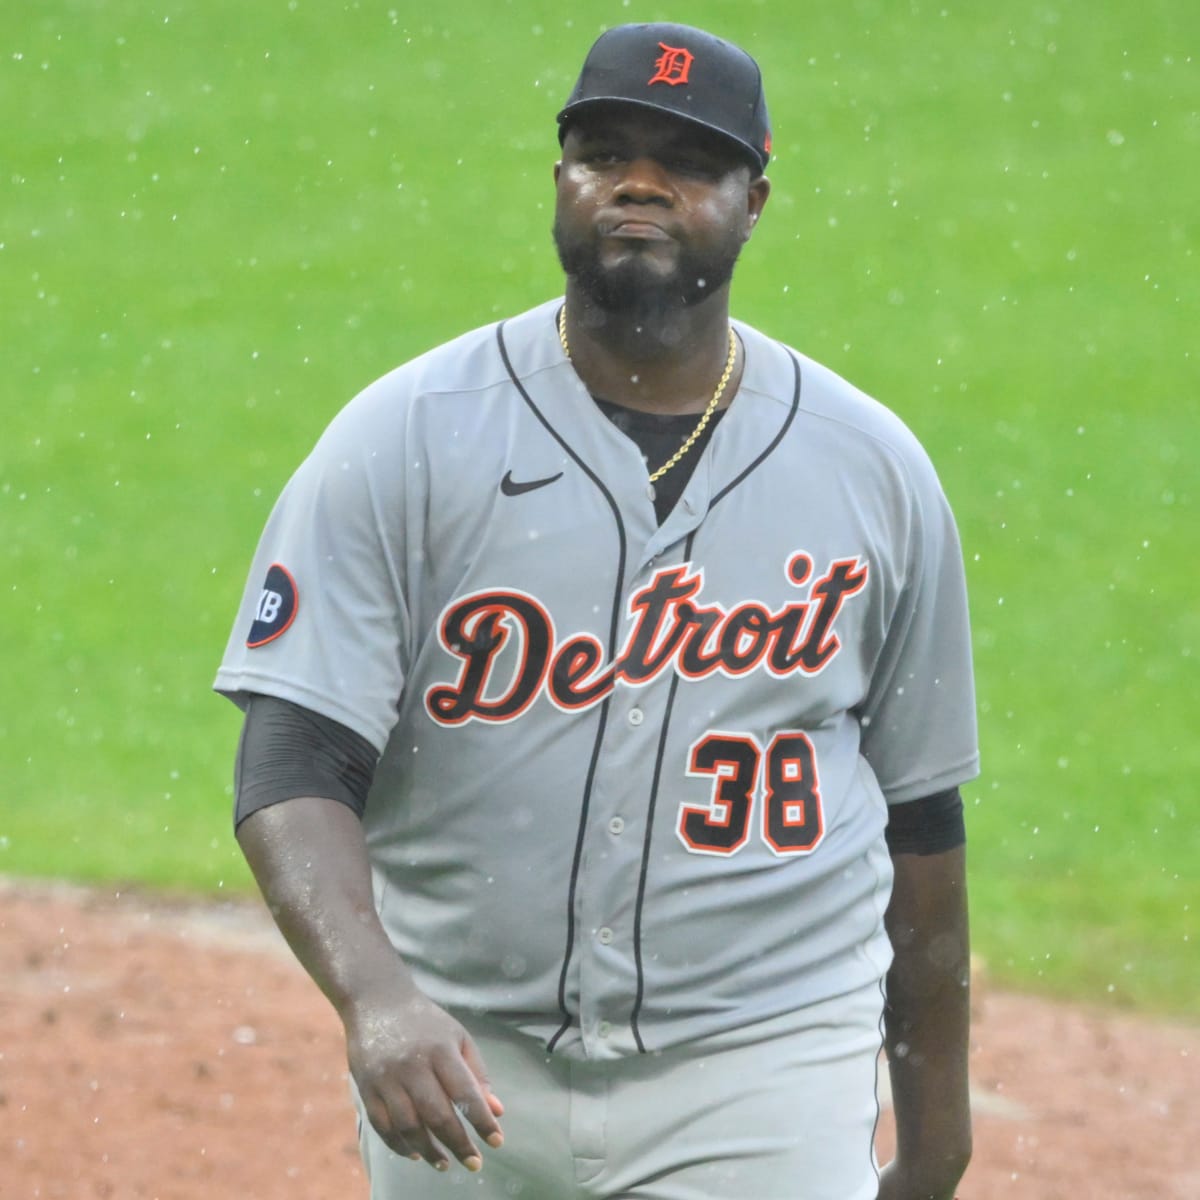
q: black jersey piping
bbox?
[628,348,803,1050]
[494,319,629,1053]
[629,610,689,1052]
[709,349,803,510]
[869,975,888,1195]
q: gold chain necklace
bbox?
[557,306,737,484]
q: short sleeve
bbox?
[859,456,980,804]
[213,389,410,753]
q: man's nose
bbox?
[614,156,673,203]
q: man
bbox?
[216,22,977,1200]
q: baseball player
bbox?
[216,22,977,1200]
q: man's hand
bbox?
[343,983,505,1172]
[235,795,506,1173]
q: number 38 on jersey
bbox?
[678,730,824,857]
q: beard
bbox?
[553,217,744,317]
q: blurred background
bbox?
[1,0,1196,1016]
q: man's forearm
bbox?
[881,845,972,1200]
[237,795,416,1015]
[236,795,507,1170]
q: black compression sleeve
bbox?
[233,694,379,830]
[884,787,966,856]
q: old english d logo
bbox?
[648,43,693,86]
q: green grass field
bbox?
[2,1,1196,1015]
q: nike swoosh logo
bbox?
[500,470,563,497]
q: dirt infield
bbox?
[1,878,1195,1199]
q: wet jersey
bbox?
[215,298,979,1060]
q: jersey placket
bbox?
[571,472,714,1058]
[572,665,671,1056]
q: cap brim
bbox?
[556,97,768,174]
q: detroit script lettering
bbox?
[424,553,869,726]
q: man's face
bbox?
[553,105,770,315]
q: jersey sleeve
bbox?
[859,451,980,804]
[213,382,411,753]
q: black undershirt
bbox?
[884,787,967,856]
[593,396,726,524]
[234,694,378,829]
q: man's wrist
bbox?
[877,1156,966,1200]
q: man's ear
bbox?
[554,161,562,185]
[744,175,771,240]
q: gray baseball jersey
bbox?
[215,297,979,1061]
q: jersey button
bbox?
[597,926,614,945]
[608,816,625,836]
[627,707,644,726]
[598,1020,612,1038]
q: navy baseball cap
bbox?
[558,23,772,174]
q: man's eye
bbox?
[670,156,721,177]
